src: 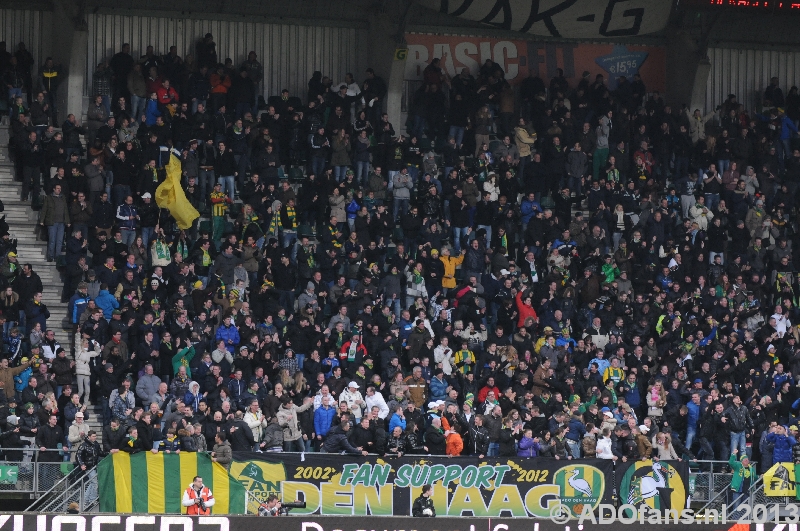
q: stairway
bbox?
[0,151,71,348]
[0,138,105,441]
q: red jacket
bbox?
[477,384,501,404]
[157,86,179,105]
[515,290,538,328]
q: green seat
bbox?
[278,167,287,180]
[289,167,305,182]
[199,219,211,234]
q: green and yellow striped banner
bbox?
[97,452,247,514]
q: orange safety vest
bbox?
[185,486,213,515]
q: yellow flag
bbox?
[155,152,200,230]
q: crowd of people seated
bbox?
[0,37,799,477]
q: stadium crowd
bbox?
[0,37,799,476]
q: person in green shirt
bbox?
[601,255,621,284]
[728,448,755,511]
[172,343,197,378]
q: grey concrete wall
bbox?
[665,29,710,112]
[50,0,88,121]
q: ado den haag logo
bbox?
[620,460,686,515]
[230,460,286,502]
[552,464,605,516]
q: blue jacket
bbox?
[565,417,586,442]
[620,381,642,408]
[215,324,240,353]
[589,357,610,374]
[145,99,161,126]
[756,114,798,140]
[227,378,246,403]
[14,366,32,392]
[320,357,340,378]
[520,199,541,224]
[346,199,359,220]
[116,204,138,231]
[687,401,701,429]
[767,432,796,463]
[68,294,91,325]
[429,376,448,401]
[388,413,407,433]
[314,405,337,437]
[517,437,540,457]
[183,390,202,412]
[94,289,119,319]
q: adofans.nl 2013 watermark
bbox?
[549,503,789,524]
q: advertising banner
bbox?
[404,34,666,92]
[229,453,685,517]
[0,515,749,531]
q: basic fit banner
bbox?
[230,453,623,517]
[404,34,666,92]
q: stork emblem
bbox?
[553,465,604,516]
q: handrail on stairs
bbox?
[24,465,81,511]
[695,474,764,518]
[25,464,98,513]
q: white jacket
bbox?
[689,203,714,231]
[68,421,91,444]
[596,437,614,459]
[75,342,101,376]
[365,393,389,419]
[244,410,268,442]
[434,345,455,376]
[340,388,364,418]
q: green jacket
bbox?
[172,346,197,377]
[729,453,755,492]
[40,193,71,226]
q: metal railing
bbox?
[244,489,263,516]
[0,447,75,495]
[26,465,99,513]
[688,460,735,505]
[696,473,769,520]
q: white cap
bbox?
[603,411,613,418]
[348,381,359,388]
[142,192,152,199]
[500,269,511,276]
[638,425,649,433]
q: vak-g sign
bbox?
[404,34,666,92]
[413,0,672,39]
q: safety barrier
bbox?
[0,448,74,495]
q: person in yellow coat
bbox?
[439,247,465,294]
